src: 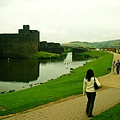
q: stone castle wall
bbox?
[39,41,64,54]
[0,25,39,58]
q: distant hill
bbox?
[62,39,120,48]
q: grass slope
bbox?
[0,51,113,116]
[32,51,59,59]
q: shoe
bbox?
[88,115,94,118]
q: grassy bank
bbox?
[31,51,67,60]
[32,51,60,59]
[73,50,110,60]
[0,51,113,116]
[91,103,120,120]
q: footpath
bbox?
[2,52,120,120]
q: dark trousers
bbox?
[86,92,96,116]
[116,67,119,74]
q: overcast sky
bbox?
[0,0,120,43]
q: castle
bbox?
[0,25,39,58]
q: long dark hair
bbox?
[86,69,94,81]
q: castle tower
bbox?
[0,25,40,58]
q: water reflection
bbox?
[0,59,39,82]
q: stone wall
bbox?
[39,41,64,54]
[0,25,39,58]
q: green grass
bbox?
[0,51,113,116]
[32,51,60,59]
[91,103,120,120]
[83,50,107,58]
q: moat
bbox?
[0,53,89,94]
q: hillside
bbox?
[62,39,120,48]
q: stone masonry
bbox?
[0,25,40,58]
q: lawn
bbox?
[31,51,60,59]
[91,103,120,120]
[0,51,113,116]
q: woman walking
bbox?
[83,69,101,118]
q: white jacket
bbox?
[83,77,101,96]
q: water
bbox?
[0,52,89,93]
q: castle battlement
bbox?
[19,25,39,35]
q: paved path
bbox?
[2,52,120,120]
